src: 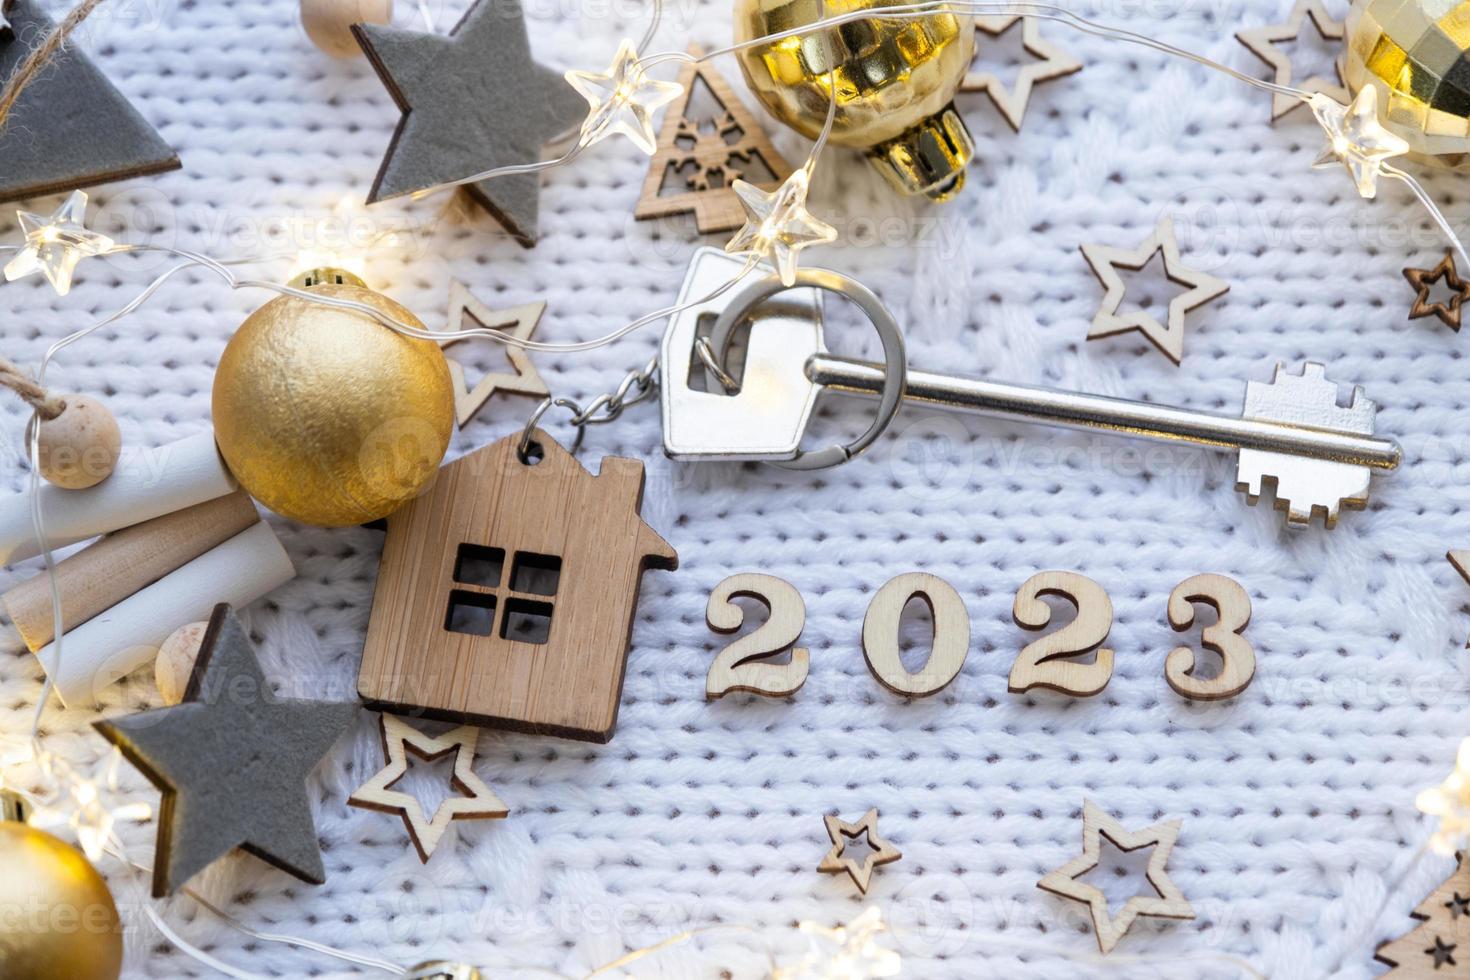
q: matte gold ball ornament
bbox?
[212,269,455,527]
[733,0,976,199]
[0,820,124,980]
[1343,0,1470,167]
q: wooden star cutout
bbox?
[349,714,508,862]
[1037,800,1194,955]
[434,279,549,427]
[1449,551,1470,648]
[1236,0,1347,121]
[94,604,356,897]
[352,0,586,247]
[1405,252,1470,331]
[817,808,901,895]
[1080,214,1229,365]
[961,16,1082,132]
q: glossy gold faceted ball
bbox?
[213,273,454,526]
[0,823,123,980]
[733,0,975,199]
[1344,0,1470,166]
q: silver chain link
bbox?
[518,354,661,462]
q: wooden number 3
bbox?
[1009,571,1114,697]
[705,573,810,699]
[1165,573,1254,701]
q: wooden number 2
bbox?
[1009,571,1114,697]
[861,573,970,697]
[705,573,810,699]
[1164,573,1254,701]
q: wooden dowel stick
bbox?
[2,490,259,651]
[0,431,237,565]
[34,521,295,707]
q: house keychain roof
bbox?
[358,429,678,743]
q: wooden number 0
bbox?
[1165,573,1254,701]
[1009,571,1114,697]
[705,573,810,699]
[862,573,970,697]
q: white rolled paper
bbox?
[0,431,237,565]
[35,521,296,707]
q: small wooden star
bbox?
[961,16,1082,132]
[1447,892,1470,919]
[1037,800,1195,954]
[1430,936,1460,968]
[817,808,901,895]
[1236,0,1347,120]
[434,279,549,427]
[1404,252,1470,331]
[1080,215,1229,365]
[349,714,508,862]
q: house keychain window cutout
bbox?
[357,429,678,743]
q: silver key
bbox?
[661,248,1401,528]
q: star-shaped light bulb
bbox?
[565,40,683,155]
[724,167,838,287]
[1419,737,1470,855]
[3,190,115,296]
[1309,86,1409,199]
[774,908,901,980]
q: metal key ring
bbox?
[517,397,586,463]
[707,269,907,471]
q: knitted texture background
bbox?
[1,0,1465,976]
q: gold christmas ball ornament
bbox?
[0,821,123,980]
[733,0,975,200]
[1344,0,1470,167]
[212,269,455,527]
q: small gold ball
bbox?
[300,0,392,58]
[212,279,454,527]
[155,621,208,705]
[0,823,123,980]
[34,394,121,489]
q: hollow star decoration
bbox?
[725,168,837,287]
[1037,800,1195,954]
[348,714,508,862]
[1309,86,1409,198]
[817,808,902,895]
[565,40,683,155]
[434,279,549,427]
[1404,253,1470,331]
[3,190,115,296]
[962,16,1083,132]
[1235,0,1347,120]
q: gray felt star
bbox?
[353,0,585,247]
[95,605,356,897]
[0,0,180,203]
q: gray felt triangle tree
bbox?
[0,0,180,203]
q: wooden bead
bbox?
[300,0,392,58]
[154,621,208,705]
[34,395,120,489]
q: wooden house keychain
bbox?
[358,421,677,743]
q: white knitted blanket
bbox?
[1,0,1463,976]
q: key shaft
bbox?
[806,354,1402,470]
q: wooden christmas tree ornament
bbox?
[1037,800,1195,954]
[1009,570,1114,697]
[635,47,794,235]
[1377,851,1470,976]
[817,808,902,895]
[705,572,809,699]
[349,713,508,862]
[1164,573,1255,701]
[358,429,678,742]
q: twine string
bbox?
[0,0,109,130]
[0,354,63,420]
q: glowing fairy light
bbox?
[774,908,901,980]
[1418,737,1470,856]
[3,191,116,296]
[565,40,684,155]
[724,167,838,287]
[1308,87,1410,199]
